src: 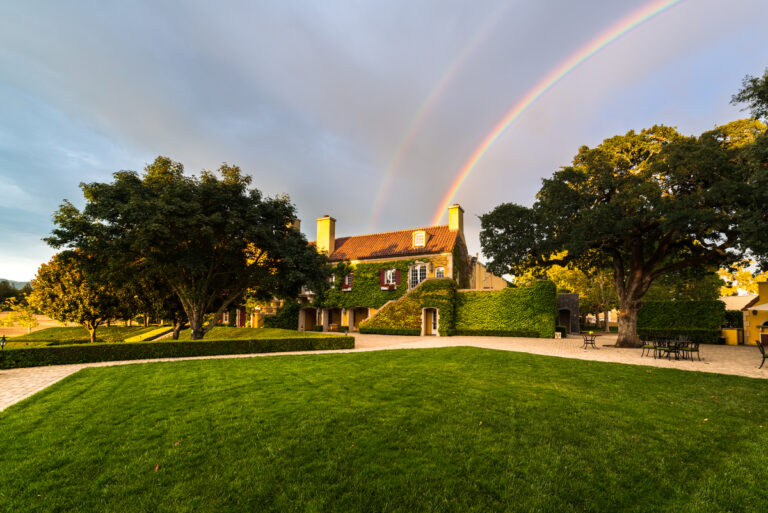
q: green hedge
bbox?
[637,301,726,331]
[637,328,721,344]
[447,329,540,338]
[0,336,354,369]
[454,281,557,338]
[263,301,301,330]
[724,310,744,329]
[360,279,456,336]
[358,327,421,336]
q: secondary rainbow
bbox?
[365,1,511,231]
[431,0,685,226]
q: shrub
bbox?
[311,325,324,332]
[637,328,721,344]
[724,310,744,329]
[263,301,301,330]
[358,327,421,336]
[0,336,355,369]
[454,281,557,338]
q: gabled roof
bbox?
[311,225,458,262]
[741,295,762,311]
[720,294,758,311]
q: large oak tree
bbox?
[480,121,768,347]
[47,157,328,339]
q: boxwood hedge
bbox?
[636,300,725,343]
[0,336,354,369]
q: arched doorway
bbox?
[350,307,369,332]
[558,309,571,334]
[422,308,439,336]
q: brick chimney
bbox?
[316,215,336,255]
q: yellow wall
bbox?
[743,282,768,346]
[722,328,740,346]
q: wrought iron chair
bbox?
[641,336,659,358]
[679,340,700,361]
[757,340,768,369]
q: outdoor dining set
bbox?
[641,336,701,361]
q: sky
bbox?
[1,0,766,281]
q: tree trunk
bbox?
[144,314,149,328]
[616,302,641,348]
[172,319,184,340]
[187,308,205,340]
[604,311,611,333]
[85,322,98,343]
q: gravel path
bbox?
[2,334,765,411]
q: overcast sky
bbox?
[1,0,766,280]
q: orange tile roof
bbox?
[310,225,458,262]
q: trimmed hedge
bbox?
[454,281,557,338]
[637,328,721,344]
[0,336,354,369]
[358,327,421,336]
[448,329,540,338]
[637,301,726,331]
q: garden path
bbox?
[1,334,765,411]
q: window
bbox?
[435,267,445,278]
[341,273,354,290]
[413,230,426,247]
[409,264,427,288]
[344,274,353,286]
[384,269,396,285]
[222,312,230,324]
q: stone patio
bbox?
[2,334,766,411]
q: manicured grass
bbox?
[2,348,767,512]
[176,327,337,340]
[7,326,159,347]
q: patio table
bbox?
[582,333,598,349]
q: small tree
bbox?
[480,121,768,347]
[0,298,39,334]
[27,252,124,343]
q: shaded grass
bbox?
[8,326,159,346]
[176,327,337,340]
[2,347,768,512]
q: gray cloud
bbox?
[0,0,766,279]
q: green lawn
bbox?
[176,326,336,340]
[2,347,767,512]
[7,326,159,347]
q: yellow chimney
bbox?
[448,204,464,235]
[759,282,768,303]
[316,215,336,255]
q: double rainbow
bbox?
[431,0,685,225]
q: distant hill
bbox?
[0,279,31,289]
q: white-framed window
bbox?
[384,269,396,285]
[413,230,426,247]
[222,312,230,324]
[435,266,445,278]
[344,274,353,286]
[409,264,428,288]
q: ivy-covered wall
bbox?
[317,257,454,310]
[454,281,557,338]
[452,238,470,289]
[360,279,456,335]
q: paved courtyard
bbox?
[2,333,766,411]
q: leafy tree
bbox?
[27,252,126,342]
[732,67,768,120]
[0,297,39,334]
[718,261,768,296]
[47,156,328,339]
[119,271,188,339]
[643,268,723,302]
[480,121,768,347]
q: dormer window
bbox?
[413,230,426,248]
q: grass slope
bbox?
[8,326,159,346]
[176,327,337,340]
[1,348,767,512]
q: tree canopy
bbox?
[480,121,768,347]
[732,67,768,121]
[46,156,328,339]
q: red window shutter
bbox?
[395,269,401,284]
[379,269,385,285]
